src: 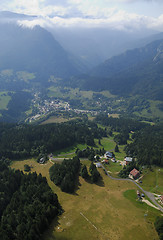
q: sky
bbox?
[1,0,163,32]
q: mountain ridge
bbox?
[77,39,163,101]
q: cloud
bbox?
[1,0,163,33]
[106,0,163,2]
[17,9,163,33]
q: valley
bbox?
[0,7,163,240]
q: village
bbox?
[28,92,99,122]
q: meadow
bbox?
[11,158,160,240]
[0,91,11,110]
[140,167,163,194]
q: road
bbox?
[101,163,163,212]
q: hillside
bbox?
[0,23,81,82]
[84,39,163,101]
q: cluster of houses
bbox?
[95,152,141,181]
[103,151,116,162]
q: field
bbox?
[134,100,163,120]
[41,116,73,125]
[0,91,11,110]
[11,159,161,240]
[140,167,163,194]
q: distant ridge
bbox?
[77,39,163,101]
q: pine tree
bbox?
[115,144,119,152]
[81,165,89,179]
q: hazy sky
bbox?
[1,0,163,31]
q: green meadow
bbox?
[0,91,11,110]
[141,167,163,194]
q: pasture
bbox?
[11,159,160,240]
[0,91,11,110]
[141,167,163,194]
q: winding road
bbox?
[49,155,163,212]
[101,163,163,212]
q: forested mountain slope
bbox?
[0,23,81,80]
[78,39,163,100]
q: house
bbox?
[39,157,45,164]
[105,151,113,159]
[160,195,163,205]
[95,162,102,168]
[125,157,133,165]
[102,159,109,164]
[111,158,116,163]
[129,168,140,180]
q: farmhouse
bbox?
[129,168,140,180]
[105,151,113,159]
[125,157,133,165]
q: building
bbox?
[129,168,140,180]
[125,157,133,165]
[160,195,163,205]
[39,157,45,164]
[105,151,113,159]
[95,162,102,168]
[102,159,109,164]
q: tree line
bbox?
[125,124,163,166]
[95,115,163,166]
[0,119,106,160]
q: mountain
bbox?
[51,27,158,68]
[77,39,163,101]
[0,22,82,83]
[0,11,161,69]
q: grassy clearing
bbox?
[0,92,11,110]
[80,90,94,99]
[16,71,35,82]
[108,114,120,118]
[52,143,88,158]
[123,190,160,218]
[41,117,70,125]
[100,137,115,151]
[104,161,123,177]
[11,159,160,240]
[134,100,163,120]
[100,90,116,98]
[141,167,163,194]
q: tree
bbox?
[91,169,100,183]
[24,164,31,172]
[88,153,95,161]
[81,165,89,179]
[155,216,163,239]
[115,144,119,152]
[89,162,96,174]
